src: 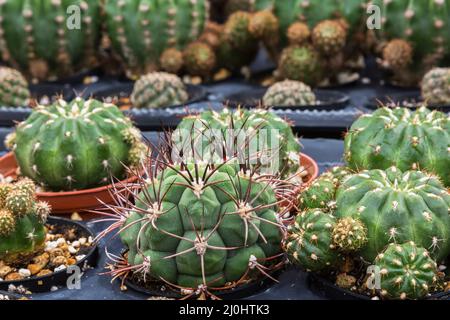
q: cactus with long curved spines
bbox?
[7,98,146,191]
[344,106,450,186]
[0,0,100,81]
[131,72,189,109]
[335,167,450,262]
[0,67,30,107]
[0,179,49,264]
[371,0,450,85]
[285,209,340,271]
[421,68,450,105]
[175,108,302,180]
[374,242,438,300]
[104,0,209,78]
[263,80,316,107]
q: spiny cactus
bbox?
[104,0,209,78]
[7,98,146,191]
[175,108,302,180]
[331,217,367,253]
[335,167,450,262]
[183,42,217,77]
[312,20,347,56]
[0,0,100,81]
[278,45,323,85]
[131,72,189,109]
[287,22,311,46]
[262,80,316,107]
[372,0,450,85]
[159,48,184,74]
[285,209,340,271]
[0,179,49,264]
[344,106,450,186]
[0,67,30,107]
[374,242,438,300]
[421,68,450,105]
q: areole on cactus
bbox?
[6,98,146,191]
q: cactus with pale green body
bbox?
[7,98,146,191]
[0,179,49,264]
[421,68,450,105]
[0,0,100,81]
[344,106,450,187]
[131,72,189,109]
[104,0,209,78]
[263,80,316,107]
[0,67,30,107]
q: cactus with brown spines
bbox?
[312,20,347,56]
[183,42,217,77]
[287,22,311,46]
[0,67,30,107]
[421,68,450,105]
[104,0,209,78]
[131,72,189,109]
[374,242,439,300]
[0,0,101,82]
[159,48,185,74]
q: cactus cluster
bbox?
[0,0,100,81]
[131,72,189,109]
[421,68,450,105]
[263,80,316,107]
[344,106,450,187]
[6,98,146,191]
[104,0,209,78]
[0,67,30,107]
[0,179,49,264]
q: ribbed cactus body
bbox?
[263,80,316,107]
[0,0,100,81]
[104,0,209,77]
[344,107,450,187]
[120,164,283,288]
[0,67,30,107]
[335,167,450,262]
[0,180,48,264]
[10,98,145,191]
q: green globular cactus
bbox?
[183,41,217,77]
[311,20,347,56]
[131,72,189,109]
[118,163,284,289]
[8,98,146,191]
[331,217,367,253]
[175,108,302,180]
[0,67,30,107]
[374,242,438,300]
[421,68,450,105]
[335,167,450,262]
[277,45,323,85]
[371,0,450,85]
[0,180,49,264]
[0,0,100,82]
[285,209,339,271]
[263,80,316,107]
[104,0,209,78]
[344,106,450,187]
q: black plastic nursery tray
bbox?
[366,90,450,111]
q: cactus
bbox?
[421,68,450,105]
[183,42,217,77]
[0,67,30,107]
[287,22,311,46]
[372,0,450,85]
[175,108,302,180]
[331,217,367,253]
[108,158,285,290]
[285,209,340,271]
[159,48,184,74]
[312,20,347,56]
[335,167,450,262]
[374,242,438,300]
[344,106,450,187]
[0,179,49,264]
[104,0,209,78]
[0,0,100,81]
[131,72,189,109]
[262,80,316,107]
[7,98,146,191]
[278,45,323,85]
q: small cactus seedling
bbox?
[374,242,438,300]
[131,72,189,109]
[332,217,367,253]
[277,45,323,85]
[344,106,450,187]
[7,98,146,191]
[335,167,450,262]
[312,20,347,56]
[0,179,49,264]
[263,80,316,107]
[285,209,340,272]
[0,67,30,107]
[183,42,217,78]
[421,68,450,105]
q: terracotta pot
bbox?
[0,152,138,214]
[300,153,319,186]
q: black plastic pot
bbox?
[0,217,99,293]
[366,91,450,111]
[225,87,350,111]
